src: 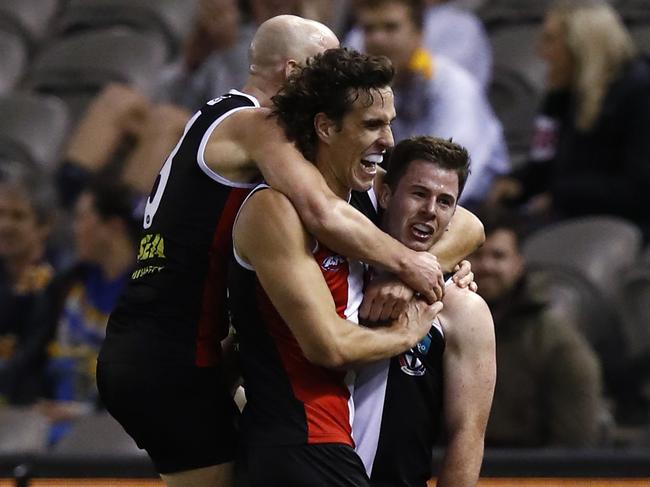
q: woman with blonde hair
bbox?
[489,0,650,239]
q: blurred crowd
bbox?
[1,0,650,451]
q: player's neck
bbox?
[241,76,280,108]
[315,156,351,202]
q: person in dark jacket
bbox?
[470,210,606,447]
[488,0,650,239]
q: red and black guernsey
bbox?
[229,185,364,448]
[99,90,259,367]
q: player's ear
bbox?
[314,112,336,143]
[378,183,392,210]
[284,59,299,79]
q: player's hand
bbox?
[398,298,443,347]
[399,251,444,303]
[360,273,413,323]
[452,260,478,293]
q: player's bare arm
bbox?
[210,108,444,303]
[233,187,442,369]
[361,170,483,322]
[436,286,496,487]
[372,168,484,272]
[431,206,484,273]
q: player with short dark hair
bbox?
[354,136,496,487]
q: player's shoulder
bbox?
[444,283,486,309]
[236,186,309,257]
[217,106,284,144]
[246,185,289,205]
[440,285,492,337]
[240,186,298,227]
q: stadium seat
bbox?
[23,28,167,121]
[0,0,59,51]
[51,412,146,458]
[488,66,541,168]
[25,28,167,95]
[522,216,643,300]
[0,30,27,94]
[478,0,552,28]
[527,265,628,390]
[0,92,70,169]
[616,265,650,362]
[489,23,546,94]
[56,0,199,59]
[617,0,650,23]
[644,245,650,263]
[0,407,48,454]
[453,0,488,11]
[629,23,650,55]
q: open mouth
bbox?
[411,223,434,241]
[360,153,383,175]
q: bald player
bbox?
[97,16,479,487]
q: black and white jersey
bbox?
[350,189,446,486]
[99,90,260,367]
[353,322,445,487]
[350,189,380,226]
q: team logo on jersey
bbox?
[399,332,431,377]
[320,255,345,271]
[137,233,166,261]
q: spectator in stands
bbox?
[153,0,244,111]
[354,0,509,206]
[470,209,606,447]
[34,180,138,445]
[58,0,321,200]
[345,0,493,90]
[57,0,246,197]
[301,0,350,36]
[488,0,650,240]
[0,163,57,405]
[246,0,303,22]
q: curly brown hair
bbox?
[271,47,395,162]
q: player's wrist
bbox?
[394,246,418,282]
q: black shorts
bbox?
[96,361,238,474]
[241,443,370,487]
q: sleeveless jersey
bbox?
[350,189,446,487]
[229,185,365,448]
[350,189,380,226]
[354,324,445,487]
[99,90,259,367]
